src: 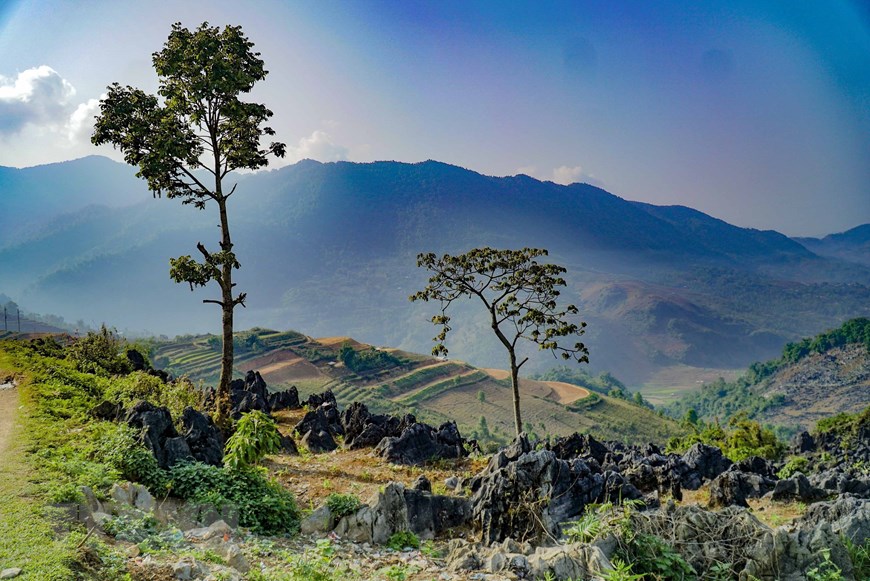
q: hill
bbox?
[2,156,870,387]
[665,318,870,433]
[149,328,682,446]
[795,224,870,267]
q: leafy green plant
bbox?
[623,533,696,580]
[778,456,810,479]
[807,548,843,581]
[224,410,282,470]
[386,530,421,551]
[325,492,362,519]
[168,461,299,534]
[378,564,411,581]
[603,559,644,581]
[563,511,603,543]
[99,423,168,492]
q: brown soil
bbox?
[269,408,488,509]
[542,381,591,404]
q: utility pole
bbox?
[17,309,20,332]
[3,307,6,331]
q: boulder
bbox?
[549,432,609,464]
[301,429,337,453]
[708,470,775,509]
[180,406,224,466]
[469,435,642,545]
[279,434,299,455]
[294,401,344,439]
[375,421,466,466]
[333,482,471,543]
[125,400,179,469]
[681,443,732,488]
[445,539,613,580]
[771,473,825,503]
[340,402,412,450]
[799,496,870,545]
[267,386,299,411]
[90,400,124,421]
[304,389,337,409]
[791,431,816,454]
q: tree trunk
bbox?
[217,197,234,426]
[509,350,523,436]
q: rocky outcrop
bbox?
[222,370,301,419]
[124,401,225,469]
[799,496,870,545]
[632,503,856,580]
[708,469,775,509]
[375,421,466,466]
[180,406,224,466]
[334,482,471,543]
[340,402,415,450]
[680,443,732,488]
[467,435,642,545]
[126,401,191,469]
[446,538,613,580]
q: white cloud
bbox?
[0,66,76,135]
[284,130,349,164]
[66,95,103,143]
[552,165,585,185]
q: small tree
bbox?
[92,22,285,424]
[410,247,589,436]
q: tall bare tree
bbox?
[410,247,589,436]
[92,22,285,424]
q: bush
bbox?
[778,456,810,479]
[325,493,362,519]
[105,372,202,421]
[168,462,299,534]
[224,410,283,470]
[99,423,168,493]
[386,530,420,550]
[66,325,131,376]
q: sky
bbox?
[0,0,867,237]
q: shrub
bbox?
[66,325,131,376]
[224,410,283,470]
[168,462,299,534]
[386,530,420,550]
[325,493,362,519]
[99,423,168,493]
[778,456,810,479]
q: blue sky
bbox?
[0,0,867,236]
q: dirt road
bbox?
[0,382,16,455]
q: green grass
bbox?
[0,344,120,579]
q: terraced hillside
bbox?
[151,328,682,445]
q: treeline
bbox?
[665,317,870,426]
[530,366,628,396]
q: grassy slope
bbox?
[0,347,84,580]
[153,329,683,446]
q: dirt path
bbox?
[0,382,17,455]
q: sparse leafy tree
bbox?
[92,22,285,424]
[410,247,588,435]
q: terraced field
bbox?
[151,327,682,445]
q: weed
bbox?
[845,536,870,579]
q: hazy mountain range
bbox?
[2,156,869,385]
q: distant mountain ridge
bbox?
[1,156,869,385]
